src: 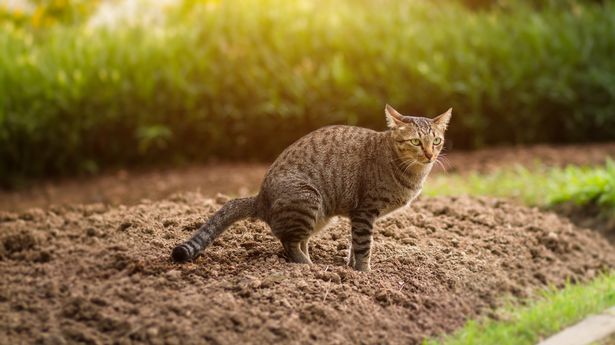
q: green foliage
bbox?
[2,0,615,184]
[425,160,615,214]
[424,272,615,345]
[547,160,615,211]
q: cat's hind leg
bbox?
[268,192,321,265]
[282,239,312,264]
[273,221,314,264]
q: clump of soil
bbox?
[0,194,613,344]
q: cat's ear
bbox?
[433,108,452,130]
[385,104,405,128]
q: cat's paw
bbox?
[353,262,371,272]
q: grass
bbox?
[424,272,615,345]
[425,159,615,215]
[2,0,615,184]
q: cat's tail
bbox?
[171,196,258,262]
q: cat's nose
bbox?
[424,152,433,160]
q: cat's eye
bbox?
[410,139,421,146]
[433,138,442,145]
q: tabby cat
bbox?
[172,105,451,271]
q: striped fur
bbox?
[172,105,451,271]
[171,197,256,262]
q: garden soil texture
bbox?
[1,193,614,344]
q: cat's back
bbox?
[269,125,382,172]
[258,125,386,215]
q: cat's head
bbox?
[385,104,451,165]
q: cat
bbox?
[172,105,451,271]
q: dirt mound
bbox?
[1,194,613,344]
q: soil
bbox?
[1,142,614,213]
[1,193,613,344]
[555,203,615,244]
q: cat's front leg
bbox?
[349,209,379,272]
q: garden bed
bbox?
[1,194,613,344]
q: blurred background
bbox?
[0,0,614,210]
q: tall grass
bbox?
[2,0,615,185]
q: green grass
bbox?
[424,272,615,345]
[2,0,615,184]
[425,160,615,215]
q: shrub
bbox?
[1,0,615,185]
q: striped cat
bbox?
[172,105,451,271]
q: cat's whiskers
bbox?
[401,159,418,175]
[440,157,452,169]
[391,156,415,173]
[434,158,447,173]
[435,153,451,168]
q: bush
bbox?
[1,0,615,185]
[547,160,615,212]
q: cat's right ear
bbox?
[385,104,405,129]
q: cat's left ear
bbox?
[433,108,452,130]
